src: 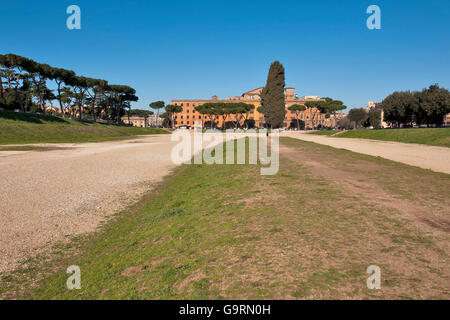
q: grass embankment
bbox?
[1,138,449,299]
[308,130,338,136]
[0,110,168,145]
[310,127,450,147]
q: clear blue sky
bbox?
[1,0,449,111]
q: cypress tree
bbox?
[260,61,286,128]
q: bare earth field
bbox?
[0,135,178,272]
[281,131,450,174]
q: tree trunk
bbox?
[0,74,3,99]
[156,108,160,128]
[116,104,120,124]
[38,94,45,114]
[57,81,64,114]
[78,101,82,121]
[92,92,97,122]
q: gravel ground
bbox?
[2,131,448,273]
[0,135,180,272]
[281,131,450,174]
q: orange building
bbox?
[171,87,326,129]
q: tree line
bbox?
[341,108,381,129]
[342,84,450,130]
[0,53,138,124]
[155,99,345,130]
[148,101,256,129]
[194,102,256,129]
[381,84,449,127]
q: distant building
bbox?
[45,106,62,114]
[172,87,327,129]
[121,114,163,127]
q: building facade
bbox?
[171,87,327,129]
[121,114,163,127]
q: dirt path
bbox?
[279,139,450,298]
[0,135,180,272]
[279,143,450,236]
[281,131,450,174]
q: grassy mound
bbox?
[0,110,168,145]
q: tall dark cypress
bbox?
[260,61,286,128]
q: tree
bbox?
[129,109,154,117]
[71,76,91,120]
[348,108,368,129]
[338,116,353,130]
[165,104,182,128]
[305,98,346,128]
[216,103,231,129]
[50,67,76,115]
[0,54,36,112]
[0,53,139,125]
[104,85,137,124]
[59,86,75,116]
[195,103,220,129]
[42,87,56,112]
[78,78,108,121]
[16,76,33,112]
[149,101,165,127]
[288,104,306,130]
[23,61,53,113]
[260,61,286,128]
[122,92,138,124]
[381,91,416,127]
[230,102,254,129]
[159,112,171,128]
[367,109,381,128]
[414,84,450,127]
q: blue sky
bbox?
[1,0,449,111]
